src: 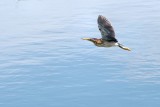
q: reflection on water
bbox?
[0,0,160,107]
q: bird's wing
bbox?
[97,15,117,41]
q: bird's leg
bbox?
[118,43,131,51]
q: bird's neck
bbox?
[94,39,103,44]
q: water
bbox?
[0,0,160,107]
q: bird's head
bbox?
[82,38,102,45]
[82,38,95,44]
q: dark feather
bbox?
[97,15,117,42]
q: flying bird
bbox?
[82,15,131,51]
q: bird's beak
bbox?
[82,38,91,41]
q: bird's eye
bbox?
[99,29,101,31]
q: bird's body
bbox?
[82,15,131,51]
[87,38,117,47]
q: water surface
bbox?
[0,0,160,107]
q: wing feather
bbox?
[97,15,117,42]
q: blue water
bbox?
[1,0,160,107]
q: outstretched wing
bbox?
[97,15,117,42]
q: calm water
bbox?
[1,0,160,107]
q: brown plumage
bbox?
[82,15,131,51]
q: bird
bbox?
[82,15,131,51]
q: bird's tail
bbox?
[118,43,131,51]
